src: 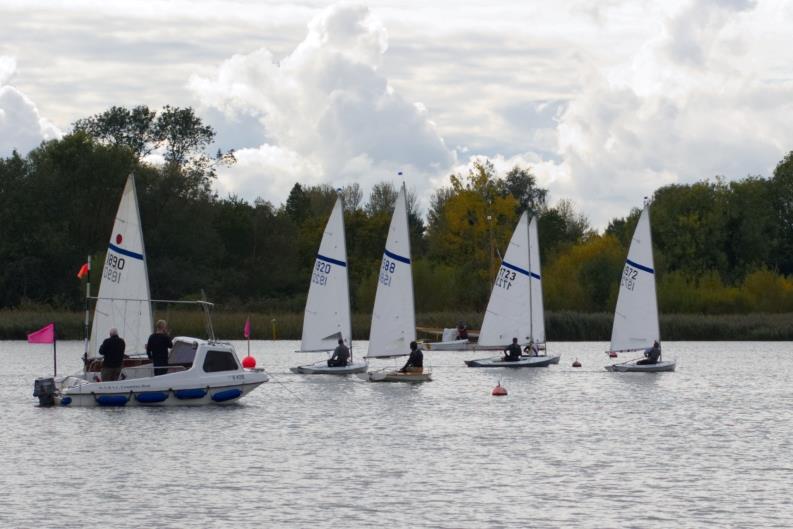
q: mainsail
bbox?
[366,184,416,358]
[89,175,153,355]
[300,196,352,352]
[610,206,660,352]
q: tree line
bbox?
[1,105,792,315]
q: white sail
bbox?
[300,197,352,352]
[89,175,153,355]
[610,206,660,352]
[528,215,545,343]
[478,211,532,346]
[366,184,416,358]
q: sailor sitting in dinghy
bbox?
[637,341,661,365]
[400,341,424,373]
[503,338,522,362]
[524,340,540,357]
[327,338,350,367]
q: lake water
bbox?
[1,340,791,528]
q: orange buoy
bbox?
[242,355,257,369]
[492,383,508,396]
[572,358,582,368]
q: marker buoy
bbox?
[242,355,257,369]
[608,351,618,358]
[492,383,508,396]
[572,358,582,368]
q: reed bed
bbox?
[3,309,793,341]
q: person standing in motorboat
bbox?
[400,341,424,373]
[99,327,126,381]
[524,340,540,357]
[327,338,350,367]
[455,321,469,341]
[146,319,173,376]
[503,337,522,362]
[637,340,661,365]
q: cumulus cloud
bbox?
[189,3,455,205]
[0,57,61,157]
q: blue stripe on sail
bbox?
[384,249,410,264]
[317,253,347,267]
[108,243,144,261]
[626,258,654,274]
[502,260,530,277]
[530,272,541,280]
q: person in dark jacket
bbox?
[146,319,173,376]
[455,322,469,341]
[400,341,424,373]
[99,328,126,381]
[638,340,661,365]
[328,338,350,367]
[503,337,522,362]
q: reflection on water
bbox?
[1,340,792,528]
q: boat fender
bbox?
[492,383,508,396]
[174,388,208,400]
[211,388,243,402]
[135,391,169,403]
[95,394,129,406]
[61,396,72,406]
[572,359,582,368]
[242,356,256,369]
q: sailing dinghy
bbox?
[605,205,675,373]
[37,175,268,406]
[291,196,367,374]
[366,184,431,382]
[466,213,560,368]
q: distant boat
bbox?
[466,212,560,368]
[36,175,268,406]
[291,196,367,374]
[366,183,431,382]
[605,204,675,373]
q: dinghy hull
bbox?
[290,361,368,375]
[605,360,676,373]
[423,339,471,351]
[465,355,560,368]
[367,369,431,383]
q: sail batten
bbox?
[300,197,353,353]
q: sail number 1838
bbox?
[379,258,396,287]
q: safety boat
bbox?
[466,212,560,368]
[605,202,676,373]
[290,196,367,375]
[34,337,268,406]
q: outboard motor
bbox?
[33,377,56,406]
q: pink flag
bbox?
[28,323,55,344]
[243,317,251,339]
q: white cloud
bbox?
[188,4,455,207]
[0,57,62,157]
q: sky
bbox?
[1,0,792,228]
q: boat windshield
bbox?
[203,350,240,372]
[169,341,198,366]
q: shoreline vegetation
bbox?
[3,309,793,341]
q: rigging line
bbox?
[264,370,306,403]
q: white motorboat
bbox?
[33,175,268,406]
[365,183,431,383]
[605,203,676,373]
[422,327,474,351]
[467,213,560,367]
[291,196,367,375]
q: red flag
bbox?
[28,323,55,344]
[243,317,251,339]
[76,262,89,279]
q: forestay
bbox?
[300,197,352,352]
[89,175,153,356]
[478,211,532,347]
[366,184,416,358]
[610,206,660,352]
[528,215,545,343]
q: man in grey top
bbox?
[327,338,350,367]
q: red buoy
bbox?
[608,351,618,358]
[492,383,508,396]
[242,355,257,369]
[572,358,582,368]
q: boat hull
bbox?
[290,361,368,375]
[465,355,560,368]
[367,369,432,383]
[423,339,471,351]
[605,360,676,373]
[55,380,266,407]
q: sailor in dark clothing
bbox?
[637,340,662,365]
[456,322,469,341]
[99,328,126,381]
[503,337,522,362]
[400,341,424,373]
[328,338,350,367]
[146,319,173,376]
